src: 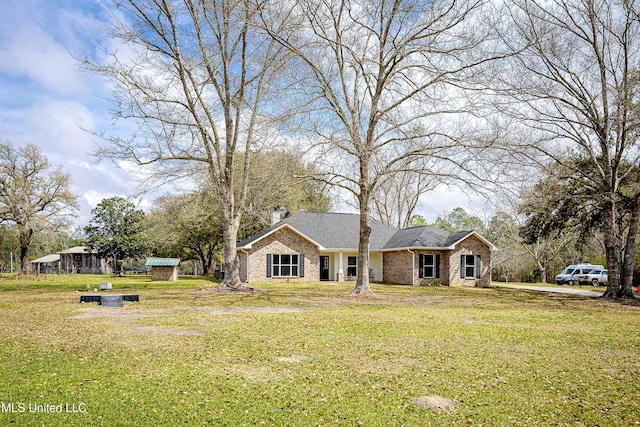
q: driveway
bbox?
[492,283,603,297]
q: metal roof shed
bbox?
[30,254,60,274]
[145,258,180,282]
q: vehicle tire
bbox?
[592,279,599,286]
[568,279,574,286]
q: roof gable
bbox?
[382,226,494,250]
[237,223,322,250]
[382,226,470,250]
[444,230,496,249]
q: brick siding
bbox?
[241,227,320,283]
[449,235,492,287]
[382,234,492,286]
[240,227,492,286]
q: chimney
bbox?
[271,210,282,225]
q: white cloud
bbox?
[82,190,114,210]
[0,1,167,230]
[415,184,489,223]
[22,99,96,158]
[0,0,109,98]
[0,24,91,97]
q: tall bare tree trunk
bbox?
[219,177,247,289]
[19,228,33,275]
[221,221,243,288]
[620,194,640,298]
[352,163,373,294]
[602,197,621,299]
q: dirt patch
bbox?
[72,305,317,320]
[133,326,204,336]
[206,306,316,315]
[196,285,258,293]
[71,307,146,320]
[412,396,456,413]
[277,355,310,363]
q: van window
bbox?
[564,268,575,275]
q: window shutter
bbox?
[418,254,424,278]
[266,254,272,278]
[435,255,441,279]
[476,255,481,279]
[299,254,305,277]
[460,255,465,278]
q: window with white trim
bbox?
[460,254,481,279]
[272,254,298,277]
[465,255,475,278]
[267,253,304,278]
[419,254,440,279]
[423,254,434,278]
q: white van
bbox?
[554,264,605,286]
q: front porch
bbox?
[318,251,383,282]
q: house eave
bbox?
[381,246,454,252]
[320,247,382,252]
[448,231,497,251]
[237,224,324,251]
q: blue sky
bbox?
[0,0,146,229]
[0,0,484,232]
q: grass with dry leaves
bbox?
[0,276,639,426]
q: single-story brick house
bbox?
[237,211,494,286]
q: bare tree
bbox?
[372,169,439,229]
[86,0,289,289]
[496,0,640,299]
[0,141,78,274]
[261,0,501,294]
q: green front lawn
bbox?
[0,277,638,426]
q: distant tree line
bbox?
[1,140,638,286]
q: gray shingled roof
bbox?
[237,211,487,251]
[282,211,397,250]
[238,211,397,250]
[382,226,473,250]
